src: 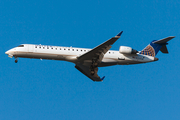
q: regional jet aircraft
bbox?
[5,31,175,81]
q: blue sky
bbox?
[1,0,180,120]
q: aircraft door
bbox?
[28,45,34,52]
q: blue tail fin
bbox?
[139,36,175,56]
[139,41,162,57]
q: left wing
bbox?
[75,31,123,81]
[75,64,105,82]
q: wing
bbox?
[77,31,123,62]
[75,64,104,82]
[75,31,123,81]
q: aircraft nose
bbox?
[5,50,9,54]
[5,49,13,55]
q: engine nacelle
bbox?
[119,46,138,54]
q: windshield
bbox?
[17,45,24,47]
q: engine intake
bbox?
[119,46,138,54]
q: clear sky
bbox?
[1,0,180,120]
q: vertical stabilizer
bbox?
[139,36,175,56]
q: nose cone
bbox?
[5,49,14,58]
[154,57,159,61]
[5,49,14,55]
[5,50,10,54]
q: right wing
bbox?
[77,31,123,62]
[75,31,123,81]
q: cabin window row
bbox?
[35,46,89,52]
[35,46,114,54]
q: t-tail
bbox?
[139,36,175,56]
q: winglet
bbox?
[115,31,123,38]
[101,76,105,80]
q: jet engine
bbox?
[119,46,138,54]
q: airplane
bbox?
[5,31,175,82]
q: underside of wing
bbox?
[75,64,104,82]
[75,31,123,81]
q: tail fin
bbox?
[139,36,175,56]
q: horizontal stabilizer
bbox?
[153,36,175,44]
[160,45,168,53]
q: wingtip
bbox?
[101,76,105,80]
[170,36,175,38]
[115,31,123,38]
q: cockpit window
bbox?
[18,45,24,47]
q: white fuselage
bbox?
[5,44,157,67]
